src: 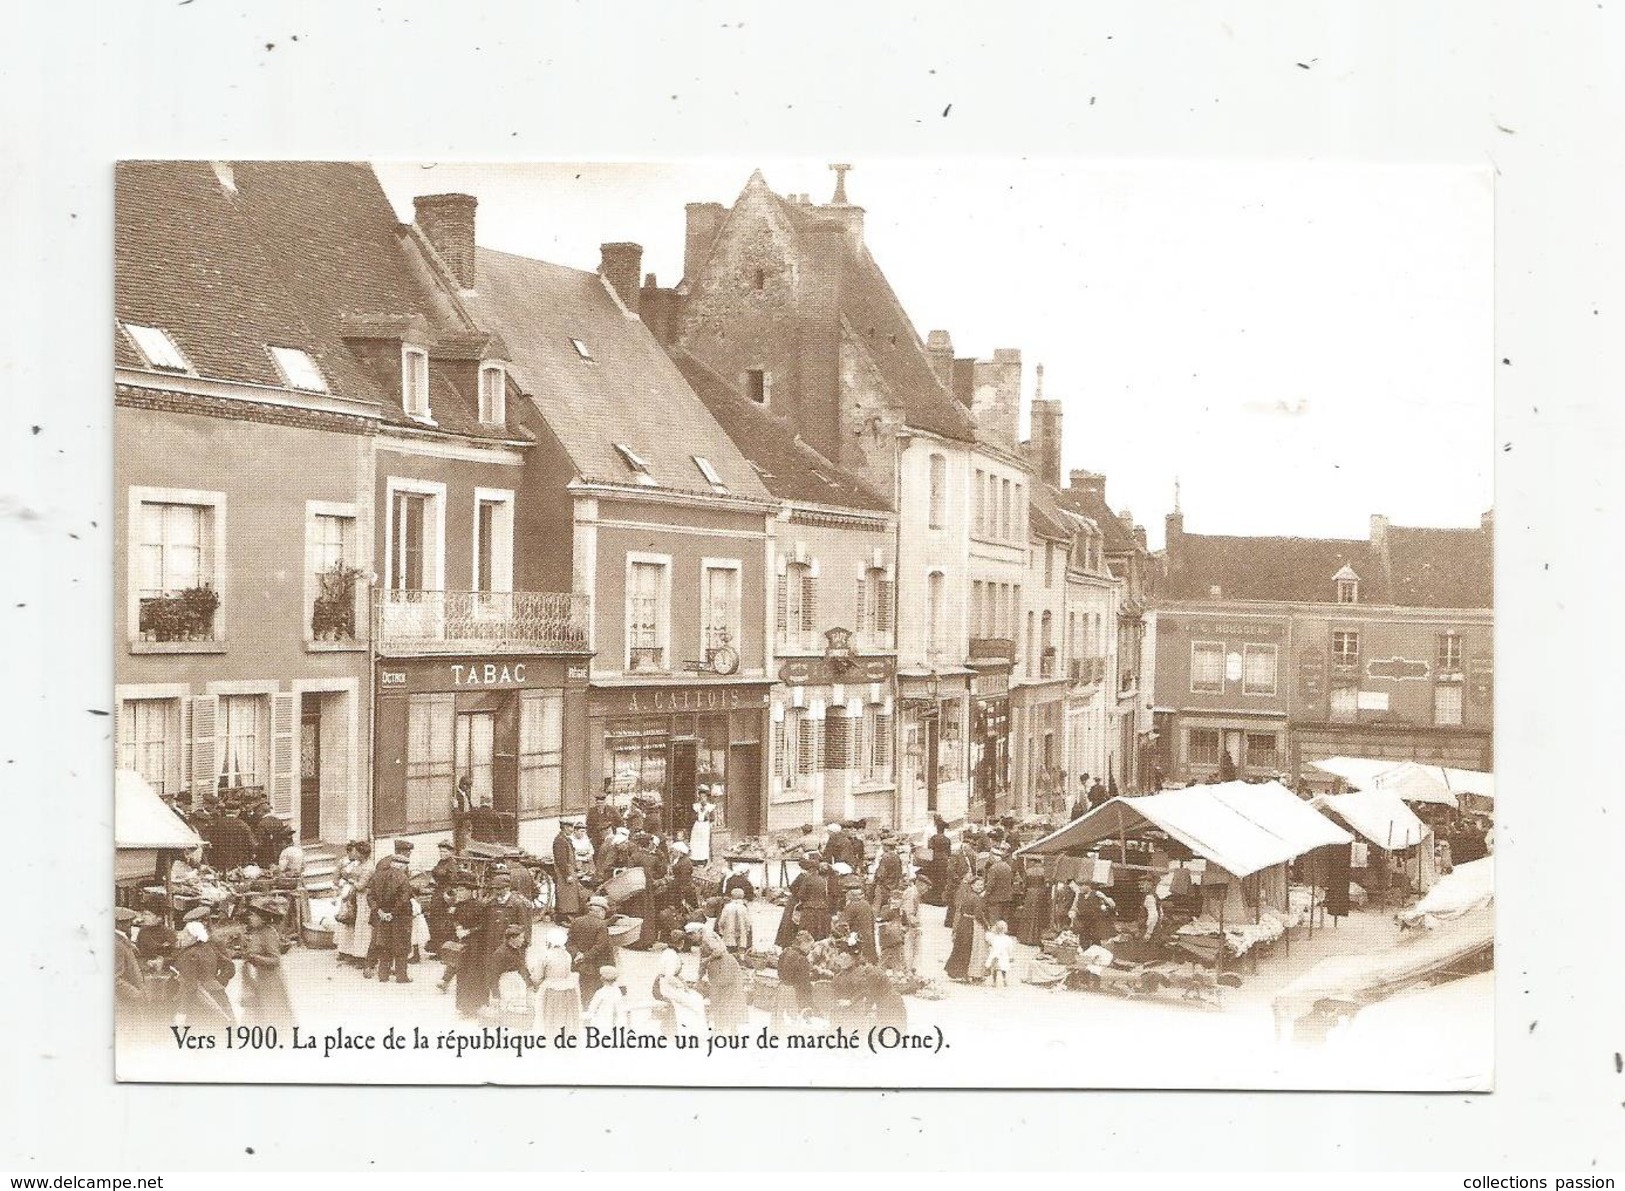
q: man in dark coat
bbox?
[365,840,415,983]
[1089,777,1108,807]
[210,810,259,871]
[668,843,697,918]
[983,848,1015,931]
[1070,774,1092,822]
[586,792,615,847]
[427,840,460,954]
[461,869,531,1010]
[872,841,904,907]
[567,896,616,996]
[551,823,581,921]
[843,886,879,964]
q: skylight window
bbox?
[570,338,594,360]
[693,456,727,492]
[123,323,192,373]
[267,345,328,393]
[614,442,656,485]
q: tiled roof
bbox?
[1384,524,1494,609]
[1165,534,1390,604]
[115,161,529,443]
[672,352,890,512]
[463,248,771,501]
[1057,483,1140,554]
[1027,484,1073,541]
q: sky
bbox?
[374,160,1492,550]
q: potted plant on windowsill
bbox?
[139,585,219,642]
[312,563,364,642]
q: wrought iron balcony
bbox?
[375,590,590,656]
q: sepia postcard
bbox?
[111,158,1494,1088]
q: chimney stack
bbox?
[1369,513,1389,549]
[683,201,726,284]
[1165,509,1185,555]
[1068,469,1106,499]
[1030,396,1064,488]
[414,193,478,289]
[599,242,643,316]
[925,330,955,389]
[971,349,1022,450]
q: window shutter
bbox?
[825,717,849,771]
[797,716,816,775]
[112,699,128,773]
[856,576,868,634]
[877,578,893,636]
[188,694,219,797]
[875,713,893,769]
[774,720,787,779]
[269,692,296,817]
[775,573,788,636]
[801,572,817,634]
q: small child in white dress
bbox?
[984,920,1015,987]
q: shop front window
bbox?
[518,689,564,816]
[1188,728,1221,767]
[604,718,669,810]
[406,693,455,828]
[937,697,964,787]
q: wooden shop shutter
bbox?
[800,570,817,633]
[188,693,219,797]
[877,578,893,636]
[797,715,818,775]
[874,711,893,769]
[269,691,296,817]
[824,716,850,771]
[775,573,788,637]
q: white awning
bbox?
[1017,780,1351,878]
[115,768,202,851]
[1314,790,1426,850]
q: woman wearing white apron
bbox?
[337,841,376,968]
[689,790,716,864]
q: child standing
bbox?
[984,919,1015,987]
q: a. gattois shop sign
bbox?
[592,683,771,715]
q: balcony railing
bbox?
[1069,656,1108,686]
[375,590,590,655]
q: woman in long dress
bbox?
[689,791,716,864]
[699,936,749,1034]
[337,842,376,968]
[653,947,708,1036]
[535,927,583,1039]
[174,920,236,1027]
[923,820,953,907]
[945,877,991,982]
[240,899,294,1032]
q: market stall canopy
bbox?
[1306,756,1397,789]
[1398,856,1494,928]
[1313,790,1425,851]
[115,768,202,851]
[1371,760,1459,808]
[1016,780,1352,878]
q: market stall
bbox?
[1016,781,1353,1000]
[115,768,203,886]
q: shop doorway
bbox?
[925,711,940,814]
[728,742,762,837]
[669,737,698,839]
[299,695,322,843]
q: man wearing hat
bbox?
[426,840,460,956]
[113,907,149,1021]
[551,821,582,922]
[872,837,905,907]
[667,840,696,919]
[843,883,879,965]
[983,846,1015,935]
[364,840,415,983]
[567,896,615,996]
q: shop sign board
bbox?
[778,655,894,687]
[377,658,554,692]
[1367,656,1430,681]
[1467,655,1494,705]
[593,683,771,716]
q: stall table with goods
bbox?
[1016,781,1353,1004]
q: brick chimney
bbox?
[683,202,726,285]
[1069,469,1106,499]
[971,349,1022,450]
[599,242,643,316]
[1030,398,1063,488]
[414,193,478,289]
[1164,509,1185,555]
[925,330,955,389]
[1369,513,1389,550]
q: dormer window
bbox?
[614,442,656,486]
[267,345,328,393]
[402,346,431,419]
[693,456,728,493]
[570,338,594,361]
[478,362,506,425]
[123,323,193,373]
[1333,564,1360,604]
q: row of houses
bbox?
[114,161,1152,869]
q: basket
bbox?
[603,867,647,904]
[301,922,336,949]
[606,915,643,943]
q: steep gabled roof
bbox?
[1384,524,1493,609]
[836,246,977,443]
[672,352,889,512]
[463,247,771,501]
[1027,484,1073,541]
[1165,534,1390,604]
[115,161,529,442]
